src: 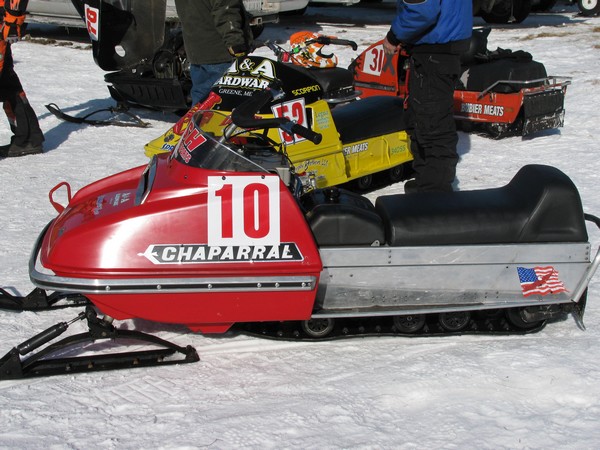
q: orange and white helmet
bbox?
[289,31,339,69]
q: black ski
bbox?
[45,103,151,128]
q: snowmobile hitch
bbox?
[0,306,199,380]
[45,103,151,128]
[0,287,90,311]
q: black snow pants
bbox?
[406,51,462,192]
[0,42,44,147]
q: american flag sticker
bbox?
[517,266,568,297]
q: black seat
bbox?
[375,165,587,246]
[294,66,355,94]
[331,96,408,144]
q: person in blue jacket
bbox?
[383,0,472,193]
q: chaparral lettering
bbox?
[140,243,303,264]
[237,246,251,260]
[220,246,234,260]
[162,247,177,262]
[193,246,206,260]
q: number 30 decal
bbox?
[207,175,281,245]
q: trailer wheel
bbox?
[481,0,532,23]
[388,164,406,183]
[393,314,426,333]
[301,318,335,338]
[438,311,471,332]
[354,174,373,191]
[578,0,600,16]
[505,308,544,330]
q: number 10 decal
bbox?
[207,175,281,245]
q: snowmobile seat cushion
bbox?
[375,165,588,247]
[301,188,385,246]
[460,58,547,93]
[331,96,408,144]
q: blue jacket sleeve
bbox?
[389,0,442,44]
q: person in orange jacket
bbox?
[0,0,44,157]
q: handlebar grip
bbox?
[289,123,322,145]
[231,85,284,129]
[314,36,358,51]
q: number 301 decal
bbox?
[207,175,281,245]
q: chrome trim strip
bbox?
[31,267,317,295]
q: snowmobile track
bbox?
[238,310,553,342]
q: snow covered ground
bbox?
[1,3,600,449]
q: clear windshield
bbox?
[170,112,268,174]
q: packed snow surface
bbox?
[1,3,599,449]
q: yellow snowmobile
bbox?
[144,34,413,191]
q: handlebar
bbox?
[283,122,322,145]
[305,36,358,51]
[256,37,359,59]
[230,84,323,145]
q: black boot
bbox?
[0,140,43,157]
[1,92,44,158]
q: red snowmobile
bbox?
[351,28,571,139]
[1,85,598,380]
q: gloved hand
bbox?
[228,44,249,58]
[1,11,24,44]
